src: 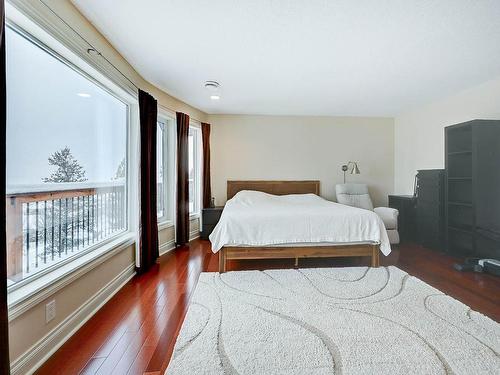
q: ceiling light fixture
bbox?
[77,93,91,98]
[204,80,221,100]
[204,81,220,90]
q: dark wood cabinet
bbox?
[388,195,417,243]
[445,120,500,258]
[201,207,224,240]
[416,169,445,250]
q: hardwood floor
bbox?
[35,239,500,375]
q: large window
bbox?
[6,25,129,286]
[188,126,201,215]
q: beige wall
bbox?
[209,115,395,207]
[159,225,175,248]
[394,76,500,194]
[9,245,135,366]
[190,218,201,238]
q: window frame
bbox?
[156,112,175,227]
[188,123,202,218]
[5,7,138,296]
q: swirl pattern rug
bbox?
[166,266,500,374]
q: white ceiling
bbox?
[72,0,500,116]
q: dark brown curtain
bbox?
[176,112,190,246]
[137,90,159,273]
[0,0,10,372]
[201,123,212,208]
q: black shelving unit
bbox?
[445,120,500,258]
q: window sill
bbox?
[158,220,174,231]
[7,232,136,322]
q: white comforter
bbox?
[209,190,391,255]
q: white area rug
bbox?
[166,266,500,374]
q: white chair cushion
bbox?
[336,184,374,211]
[337,194,374,211]
[374,207,398,230]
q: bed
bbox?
[209,180,391,273]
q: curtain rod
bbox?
[39,0,205,124]
[158,104,203,124]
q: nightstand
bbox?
[201,206,224,240]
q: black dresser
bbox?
[388,195,417,243]
[416,169,445,250]
[201,207,224,240]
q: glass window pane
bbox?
[5,27,128,285]
[188,130,195,213]
[157,122,165,218]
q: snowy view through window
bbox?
[188,130,195,213]
[5,27,128,285]
[157,121,165,219]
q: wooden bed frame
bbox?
[218,180,381,273]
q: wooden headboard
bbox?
[227,180,320,200]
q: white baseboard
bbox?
[10,264,136,375]
[159,239,176,256]
[190,230,200,241]
[158,232,199,259]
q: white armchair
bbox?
[335,183,400,244]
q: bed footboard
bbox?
[218,244,380,273]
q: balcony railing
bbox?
[6,182,127,284]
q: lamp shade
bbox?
[350,162,360,174]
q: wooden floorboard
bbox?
[34,239,500,375]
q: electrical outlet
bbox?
[45,300,56,323]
